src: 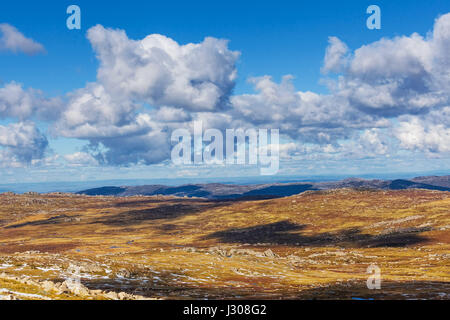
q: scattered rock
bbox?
[104,291,119,300]
[116,268,132,278]
[41,280,55,292]
[263,249,277,258]
[118,292,130,300]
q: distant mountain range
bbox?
[76,175,450,200]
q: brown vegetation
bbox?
[0,189,449,299]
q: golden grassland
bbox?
[0,188,449,299]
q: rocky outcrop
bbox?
[0,272,155,300]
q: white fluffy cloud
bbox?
[51,26,240,166]
[326,13,450,117]
[322,36,349,74]
[0,82,59,167]
[64,152,99,166]
[54,15,450,166]
[396,107,450,154]
[54,83,146,139]
[274,128,391,162]
[54,81,172,165]
[0,23,45,55]
[0,122,48,165]
[87,25,239,112]
[230,75,388,144]
[358,129,389,156]
[0,82,62,121]
[4,14,450,170]
[229,13,450,157]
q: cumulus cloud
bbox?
[0,82,59,167]
[322,36,349,74]
[54,83,145,139]
[64,152,99,166]
[87,25,239,112]
[358,129,389,156]
[0,122,48,165]
[0,23,45,55]
[153,106,191,122]
[396,107,450,154]
[230,75,388,144]
[227,13,450,160]
[324,13,450,117]
[53,81,173,165]
[50,26,241,166]
[0,82,62,121]
[274,128,391,162]
[90,130,171,166]
[5,14,450,170]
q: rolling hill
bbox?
[77,175,450,199]
[0,188,449,299]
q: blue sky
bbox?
[2,0,449,93]
[0,0,449,184]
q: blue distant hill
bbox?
[75,175,450,200]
